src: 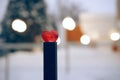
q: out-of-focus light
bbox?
[110,32,120,41]
[12,19,27,33]
[62,17,76,31]
[80,35,91,45]
[56,37,61,45]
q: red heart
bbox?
[42,30,58,42]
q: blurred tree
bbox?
[0,0,47,56]
[1,0,47,43]
[59,3,84,42]
[47,14,58,30]
[59,3,82,23]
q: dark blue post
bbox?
[44,42,57,80]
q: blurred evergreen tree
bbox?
[1,0,47,43]
[0,0,47,57]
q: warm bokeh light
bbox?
[12,19,27,33]
[80,35,91,45]
[62,17,76,31]
[56,37,61,45]
[110,32,120,41]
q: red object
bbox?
[42,30,58,42]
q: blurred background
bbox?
[0,0,120,80]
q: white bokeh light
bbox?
[12,19,27,33]
[110,32,120,41]
[80,35,91,45]
[56,37,61,45]
[62,17,76,31]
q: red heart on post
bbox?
[42,30,58,42]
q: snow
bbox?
[0,45,120,80]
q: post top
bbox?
[42,30,58,42]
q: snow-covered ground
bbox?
[0,45,120,80]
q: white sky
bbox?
[45,0,117,15]
[0,0,8,22]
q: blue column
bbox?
[44,42,57,80]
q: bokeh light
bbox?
[12,19,27,33]
[110,32,120,41]
[80,35,91,45]
[56,37,61,45]
[62,17,76,31]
